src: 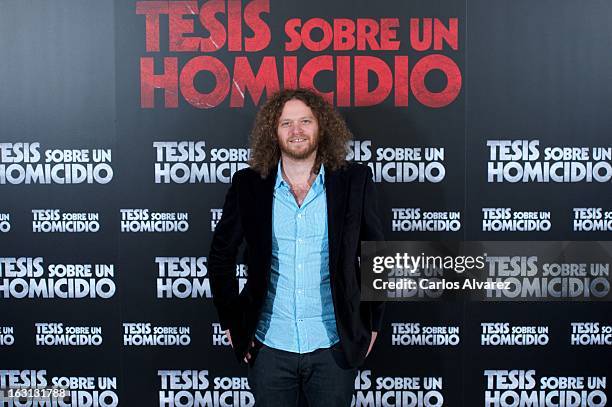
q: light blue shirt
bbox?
[255,161,339,353]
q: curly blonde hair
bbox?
[248,88,352,177]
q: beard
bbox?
[278,136,319,160]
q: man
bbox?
[209,88,384,406]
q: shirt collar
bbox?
[274,160,325,190]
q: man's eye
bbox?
[301,119,311,124]
[280,122,290,127]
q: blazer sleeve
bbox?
[360,166,386,332]
[208,171,245,330]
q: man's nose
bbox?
[289,121,303,134]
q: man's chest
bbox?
[272,186,328,245]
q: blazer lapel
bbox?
[325,166,347,280]
[258,166,276,276]
[253,167,276,284]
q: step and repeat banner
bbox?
[1,0,611,405]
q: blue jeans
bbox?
[247,341,357,407]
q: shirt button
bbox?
[297,239,303,244]
[297,289,303,294]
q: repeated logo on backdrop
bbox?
[155,257,247,299]
[0,143,113,185]
[391,208,462,232]
[349,140,446,183]
[486,140,612,184]
[120,209,190,233]
[481,208,551,233]
[570,322,612,346]
[123,323,191,346]
[573,208,612,232]
[157,370,253,407]
[32,210,101,233]
[354,370,445,407]
[480,323,549,346]
[0,258,116,299]
[154,141,249,184]
[0,370,119,406]
[35,323,103,346]
[391,323,460,346]
[483,370,607,406]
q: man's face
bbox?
[276,99,319,160]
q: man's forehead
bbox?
[279,99,315,119]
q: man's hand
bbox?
[366,331,378,358]
[224,330,254,363]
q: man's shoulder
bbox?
[231,167,262,184]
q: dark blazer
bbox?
[208,162,385,368]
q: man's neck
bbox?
[280,153,317,185]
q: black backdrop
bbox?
[1,0,611,406]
